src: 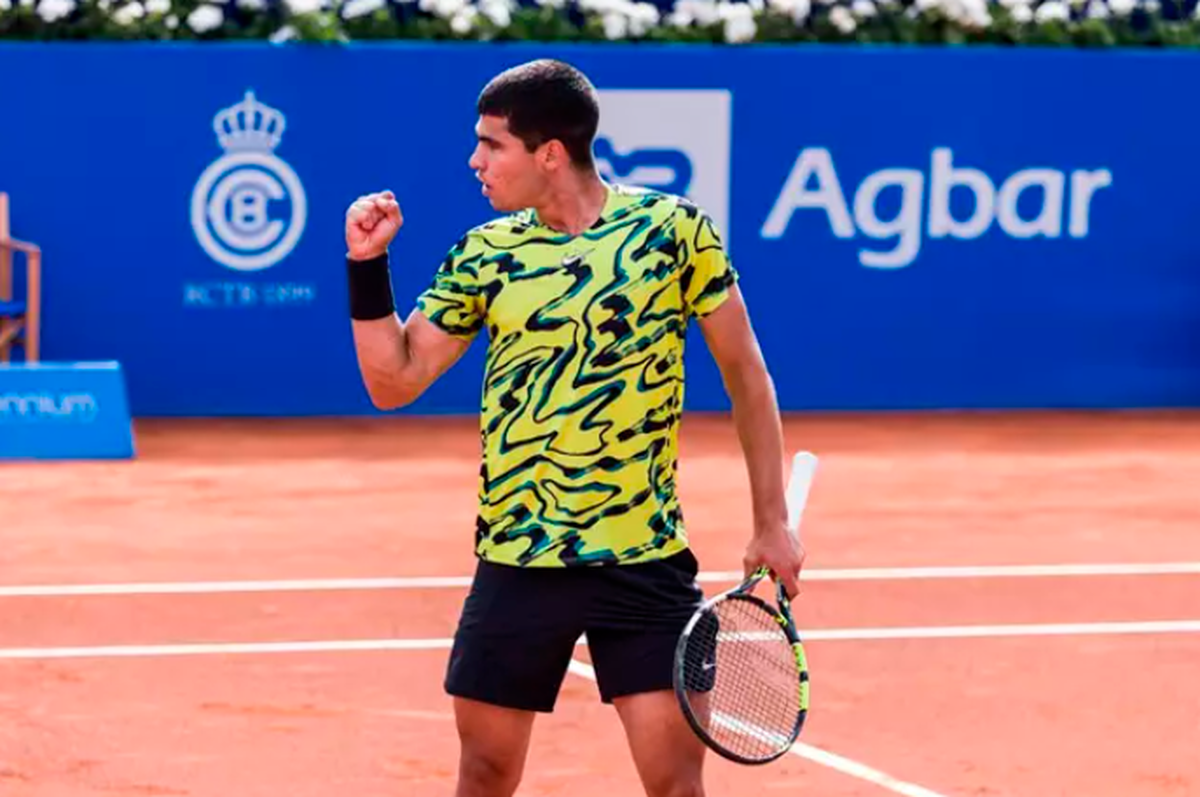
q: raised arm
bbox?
[346,191,473,410]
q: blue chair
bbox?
[0,192,40,363]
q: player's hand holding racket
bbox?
[345,190,403,261]
[673,451,818,765]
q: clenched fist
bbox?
[346,190,403,261]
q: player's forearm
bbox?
[727,366,789,535]
[351,314,418,410]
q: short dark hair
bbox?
[477,59,600,169]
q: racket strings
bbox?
[680,597,803,762]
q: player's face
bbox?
[469,115,548,212]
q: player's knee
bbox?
[643,775,705,797]
[455,747,523,797]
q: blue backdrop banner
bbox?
[1,43,1198,416]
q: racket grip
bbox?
[740,566,771,592]
[775,577,792,610]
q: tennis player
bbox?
[344,59,804,797]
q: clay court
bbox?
[3,411,1200,797]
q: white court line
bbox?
[789,742,950,797]
[4,618,1200,660]
[566,658,950,797]
[4,561,1200,598]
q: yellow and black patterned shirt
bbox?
[416,183,737,568]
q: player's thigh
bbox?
[453,695,538,791]
[585,547,705,703]
[611,689,707,797]
[445,559,585,714]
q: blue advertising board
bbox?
[1,42,1198,416]
[0,361,135,460]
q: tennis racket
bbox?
[672,450,817,765]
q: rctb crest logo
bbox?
[191,90,307,272]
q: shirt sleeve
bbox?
[675,198,738,320]
[415,232,487,339]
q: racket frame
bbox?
[672,565,810,766]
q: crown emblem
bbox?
[213,90,286,153]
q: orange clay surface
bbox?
[2,411,1199,797]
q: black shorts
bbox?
[444,548,705,713]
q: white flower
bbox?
[667,7,693,25]
[767,0,810,20]
[450,5,476,32]
[36,0,75,22]
[577,0,617,12]
[479,0,513,27]
[768,0,810,21]
[0,0,13,10]
[341,0,383,17]
[628,1,660,33]
[535,0,566,7]
[1009,2,1032,21]
[112,2,145,23]
[269,23,297,39]
[1141,0,1160,13]
[851,0,875,16]
[97,0,112,10]
[283,0,324,14]
[600,10,626,37]
[187,3,223,31]
[419,0,465,18]
[996,0,1030,9]
[1034,0,1068,20]
[237,0,266,9]
[144,0,169,12]
[675,0,721,24]
[723,11,756,41]
[829,3,856,31]
[164,12,178,27]
[959,0,991,26]
[1106,0,1134,14]
[1194,0,1200,18]
[1086,0,1108,17]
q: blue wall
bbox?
[2,42,1199,416]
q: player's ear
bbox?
[541,139,569,172]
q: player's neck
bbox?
[532,170,609,236]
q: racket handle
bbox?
[739,565,771,593]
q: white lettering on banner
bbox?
[761,147,1113,268]
[0,393,99,422]
[183,282,316,308]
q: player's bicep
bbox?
[404,307,475,390]
[696,284,770,392]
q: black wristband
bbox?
[347,252,396,321]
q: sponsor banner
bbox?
[0,44,1198,414]
[0,362,136,460]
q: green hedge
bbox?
[2,0,1199,46]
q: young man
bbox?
[344,59,803,797]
